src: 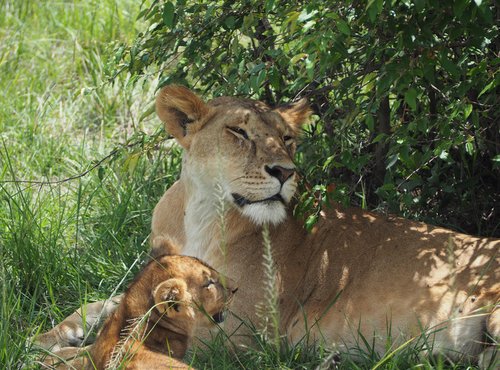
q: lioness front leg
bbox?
[479,305,499,369]
[32,296,121,352]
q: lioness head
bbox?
[156,85,311,225]
[151,242,238,327]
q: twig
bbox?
[0,134,168,187]
[396,155,439,191]
[0,148,119,186]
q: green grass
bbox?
[0,0,178,367]
[0,1,490,369]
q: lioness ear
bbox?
[156,85,211,149]
[275,98,312,132]
[153,278,189,316]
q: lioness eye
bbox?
[283,135,294,145]
[227,126,249,140]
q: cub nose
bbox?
[265,165,295,184]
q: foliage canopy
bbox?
[115,0,499,236]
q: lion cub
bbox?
[45,240,237,370]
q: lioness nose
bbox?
[265,165,295,184]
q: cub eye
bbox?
[226,126,249,140]
[204,278,216,288]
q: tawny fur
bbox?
[41,245,236,370]
[34,85,499,367]
[150,86,499,365]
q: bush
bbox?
[113,0,499,236]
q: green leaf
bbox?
[256,69,267,87]
[265,0,276,12]
[98,166,105,181]
[404,88,417,111]
[336,20,351,36]
[478,79,496,97]
[372,133,387,144]
[268,67,280,90]
[366,0,383,22]
[162,1,175,28]
[139,103,155,122]
[290,53,307,64]
[465,140,475,155]
[377,73,393,95]
[414,0,425,12]
[249,63,265,74]
[367,5,378,22]
[305,55,315,81]
[365,114,374,132]
[305,214,318,232]
[463,104,473,119]
[379,183,396,191]
[492,155,500,163]
[242,14,255,34]
[298,9,318,23]
[123,153,141,175]
[439,54,460,78]
[422,61,436,83]
[453,0,468,18]
[224,16,236,30]
[285,11,300,33]
[386,154,399,170]
[250,69,267,92]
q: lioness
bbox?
[36,85,498,366]
[152,86,499,366]
[42,239,237,369]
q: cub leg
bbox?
[129,348,194,369]
[32,296,122,351]
[39,345,90,370]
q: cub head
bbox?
[152,249,238,329]
[156,85,311,225]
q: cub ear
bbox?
[153,278,189,316]
[274,98,312,132]
[151,237,181,257]
[155,85,211,149]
